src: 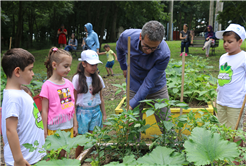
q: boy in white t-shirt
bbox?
[215,24,246,132]
[1,48,46,166]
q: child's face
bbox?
[223,35,242,55]
[71,34,75,39]
[83,62,98,76]
[55,54,72,77]
[104,47,110,52]
[19,63,34,85]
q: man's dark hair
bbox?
[141,20,165,41]
[223,31,241,41]
[1,48,35,78]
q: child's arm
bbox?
[6,117,30,166]
[113,52,118,61]
[98,52,106,55]
[73,90,78,137]
[41,98,49,139]
[100,90,107,122]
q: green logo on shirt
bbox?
[33,103,44,129]
[218,62,233,86]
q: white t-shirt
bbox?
[217,51,246,108]
[2,89,46,165]
[72,74,105,107]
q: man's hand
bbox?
[123,70,127,78]
[14,158,30,166]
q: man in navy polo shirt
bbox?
[116,20,170,129]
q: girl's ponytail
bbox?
[44,47,55,79]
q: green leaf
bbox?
[122,155,137,164]
[176,103,189,109]
[112,84,124,88]
[23,143,36,152]
[44,130,94,154]
[184,127,239,165]
[138,124,151,132]
[154,102,167,110]
[173,88,179,93]
[137,146,186,165]
[34,140,39,146]
[134,123,141,128]
[115,89,122,95]
[146,109,155,117]
[163,121,174,131]
[36,158,80,166]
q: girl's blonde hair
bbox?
[44,47,71,79]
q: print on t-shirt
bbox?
[57,87,72,104]
[218,62,233,86]
[33,102,44,129]
[88,84,95,106]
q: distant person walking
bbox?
[84,23,100,54]
[57,24,67,49]
[202,25,216,57]
[180,24,193,56]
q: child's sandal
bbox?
[111,74,114,76]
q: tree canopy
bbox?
[1,1,245,50]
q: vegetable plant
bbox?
[166,56,217,105]
[184,127,239,165]
[23,130,95,165]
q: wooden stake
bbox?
[127,36,131,111]
[9,37,12,50]
[180,52,186,115]
[235,94,246,130]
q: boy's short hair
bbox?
[223,31,241,41]
[103,44,110,49]
[1,48,35,78]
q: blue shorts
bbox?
[76,105,102,134]
[106,60,114,68]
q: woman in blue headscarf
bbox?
[202,25,216,57]
[84,23,100,54]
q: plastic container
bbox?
[33,94,42,112]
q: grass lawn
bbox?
[1,40,246,116]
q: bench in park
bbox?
[190,36,219,56]
[70,43,83,58]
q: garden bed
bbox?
[115,97,214,138]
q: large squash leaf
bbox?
[137,146,186,166]
[184,127,239,165]
[36,158,80,166]
[44,130,94,154]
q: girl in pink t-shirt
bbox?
[40,47,78,157]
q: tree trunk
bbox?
[15,1,23,48]
[109,3,118,42]
[0,0,3,53]
[28,8,34,49]
[94,1,102,34]
[99,2,110,48]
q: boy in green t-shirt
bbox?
[99,44,118,77]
